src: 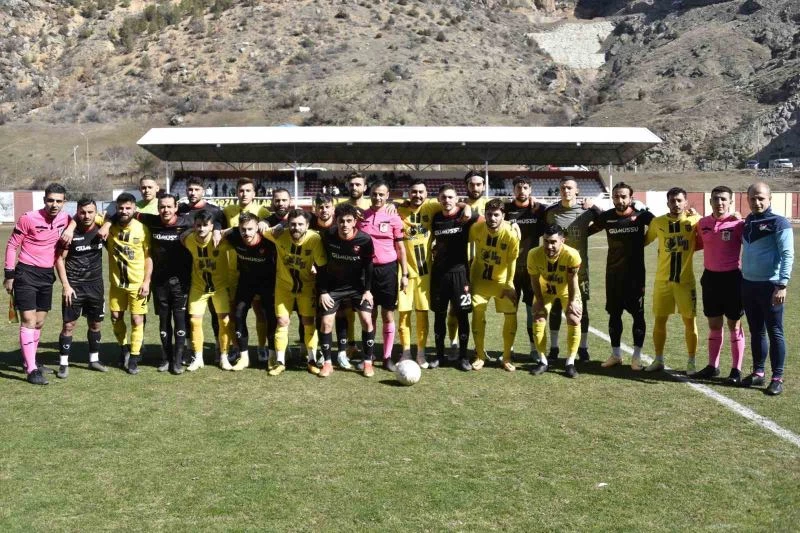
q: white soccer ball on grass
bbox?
[395,359,421,386]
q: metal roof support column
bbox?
[484,160,489,198]
[165,161,171,193]
[293,162,299,207]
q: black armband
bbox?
[4,268,15,280]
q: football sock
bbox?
[612,346,622,358]
[256,315,267,350]
[416,311,429,352]
[472,305,487,360]
[398,311,412,351]
[447,313,458,344]
[335,314,348,353]
[533,320,548,355]
[682,316,698,356]
[60,355,69,366]
[20,327,37,373]
[89,351,99,363]
[566,355,576,366]
[346,309,356,346]
[434,312,446,357]
[632,346,642,358]
[632,310,646,348]
[59,334,73,357]
[88,329,101,354]
[566,324,581,357]
[218,315,232,358]
[608,312,623,348]
[112,317,128,346]
[362,329,375,360]
[457,311,470,360]
[708,328,723,368]
[320,331,333,362]
[190,316,204,354]
[382,321,395,360]
[276,350,286,365]
[502,313,517,362]
[579,335,588,349]
[303,320,318,357]
[33,327,41,352]
[130,320,145,356]
[525,304,534,343]
[275,324,289,352]
[731,326,744,370]
[653,316,668,357]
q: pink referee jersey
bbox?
[357,207,403,265]
[697,214,743,272]
[5,209,70,270]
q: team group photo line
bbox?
[3,172,793,395]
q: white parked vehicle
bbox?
[770,158,794,169]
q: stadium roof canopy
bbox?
[137,126,662,166]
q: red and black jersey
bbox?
[317,227,374,294]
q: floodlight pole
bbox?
[484,160,489,197]
[608,161,613,192]
[293,161,299,206]
[165,161,171,193]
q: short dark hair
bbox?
[464,170,484,183]
[485,198,505,213]
[76,197,96,208]
[347,172,365,182]
[193,210,215,226]
[238,211,259,225]
[369,179,390,193]
[287,208,309,222]
[711,185,733,198]
[139,175,158,185]
[559,176,577,185]
[272,187,291,198]
[116,192,137,205]
[335,203,359,220]
[157,192,179,206]
[45,183,66,196]
[236,177,255,190]
[438,183,457,195]
[543,224,565,237]
[612,182,633,196]
[667,186,687,200]
[186,176,204,189]
[512,176,531,188]
[315,193,334,206]
[409,178,427,189]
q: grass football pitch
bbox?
[1,227,798,531]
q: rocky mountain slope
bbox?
[0,0,798,184]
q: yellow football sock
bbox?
[653,316,668,357]
[130,321,144,355]
[398,311,412,350]
[566,324,581,356]
[112,318,128,346]
[416,311,429,351]
[190,316,204,354]
[534,320,548,355]
[218,315,232,355]
[682,316,698,356]
[502,313,517,362]
[472,305,487,360]
[256,316,267,348]
[275,324,289,352]
[447,313,458,343]
[303,320,318,354]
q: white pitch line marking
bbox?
[588,325,800,448]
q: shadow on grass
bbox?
[378,379,406,387]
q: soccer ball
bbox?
[395,360,421,386]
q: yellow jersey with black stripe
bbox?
[469,222,520,288]
[466,195,490,216]
[223,202,270,228]
[645,212,701,284]
[107,219,150,289]
[186,236,233,294]
[336,196,372,211]
[527,244,582,299]
[398,200,439,279]
[263,229,327,294]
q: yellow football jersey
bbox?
[645,212,701,284]
[398,200,439,279]
[107,219,150,289]
[336,196,372,211]
[264,229,327,294]
[466,195,490,216]
[469,222,520,286]
[223,202,270,228]
[527,244,582,299]
[185,235,233,294]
